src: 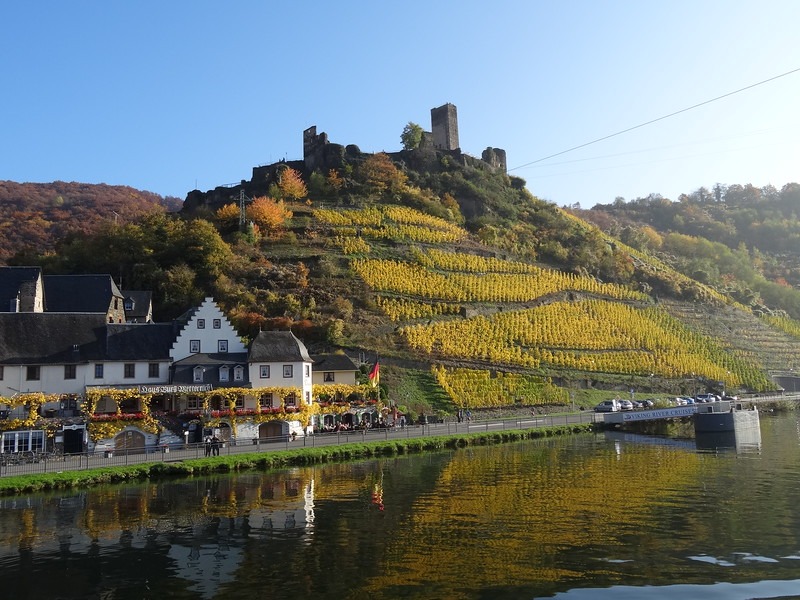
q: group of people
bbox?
[456,409,472,423]
[204,435,221,457]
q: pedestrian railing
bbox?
[0,412,599,478]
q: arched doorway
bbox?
[114,429,146,454]
[217,421,232,443]
[259,421,284,441]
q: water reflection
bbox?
[0,415,799,599]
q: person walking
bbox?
[211,435,220,456]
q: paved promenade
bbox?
[0,411,598,478]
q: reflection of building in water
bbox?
[0,472,316,599]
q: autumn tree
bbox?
[327,169,345,192]
[401,122,424,150]
[357,152,407,197]
[247,196,293,235]
[214,202,240,230]
[278,167,308,201]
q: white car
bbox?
[618,400,634,411]
[594,400,620,413]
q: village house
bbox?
[0,274,371,455]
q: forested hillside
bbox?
[6,150,800,419]
[576,183,800,318]
[0,181,182,262]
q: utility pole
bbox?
[238,189,252,232]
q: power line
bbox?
[509,67,800,172]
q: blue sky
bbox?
[2,1,798,207]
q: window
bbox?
[197,319,205,329]
[64,364,77,380]
[218,340,228,353]
[219,366,229,382]
[283,365,293,378]
[260,365,270,379]
[26,366,40,381]
[233,366,244,382]
[193,366,204,383]
[235,395,244,408]
[148,363,159,378]
[305,364,310,378]
[124,363,135,378]
[324,372,335,383]
[95,364,104,378]
[187,395,202,410]
[0,365,3,380]
[124,299,134,311]
[305,391,311,404]
[2,430,45,454]
[285,393,296,407]
[259,393,273,408]
[190,340,200,353]
[213,319,221,329]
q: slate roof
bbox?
[121,290,152,321]
[43,275,123,313]
[248,331,312,363]
[0,266,41,312]
[0,313,107,364]
[171,352,250,387]
[105,323,174,360]
[310,353,359,372]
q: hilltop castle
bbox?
[184,103,506,212]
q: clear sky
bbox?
[2,1,798,207]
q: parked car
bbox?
[618,399,634,411]
[640,399,654,409]
[695,393,717,403]
[594,399,620,413]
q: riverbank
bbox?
[0,423,594,496]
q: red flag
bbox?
[368,361,380,388]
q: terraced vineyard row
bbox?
[432,365,567,409]
[314,205,466,244]
[401,299,773,391]
[353,258,649,305]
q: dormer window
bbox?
[233,366,244,382]
[219,366,230,382]
[124,299,134,311]
[193,366,204,383]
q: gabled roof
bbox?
[105,323,173,360]
[248,331,312,363]
[171,352,250,387]
[0,313,107,364]
[311,353,359,372]
[121,290,152,320]
[43,275,123,313]
[0,266,41,312]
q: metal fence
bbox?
[0,411,599,478]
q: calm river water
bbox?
[2,412,800,599]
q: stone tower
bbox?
[431,103,459,151]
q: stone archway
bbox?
[259,421,284,441]
[114,429,146,454]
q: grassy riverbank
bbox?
[0,423,594,496]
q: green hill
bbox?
[7,146,800,418]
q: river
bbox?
[1,411,799,599]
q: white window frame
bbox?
[260,365,270,379]
[218,340,228,353]
[193,366,204,383]
[219,366,230,382]
[283,365,293,378]
[190,340,200,353]
[233,366,244,382]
